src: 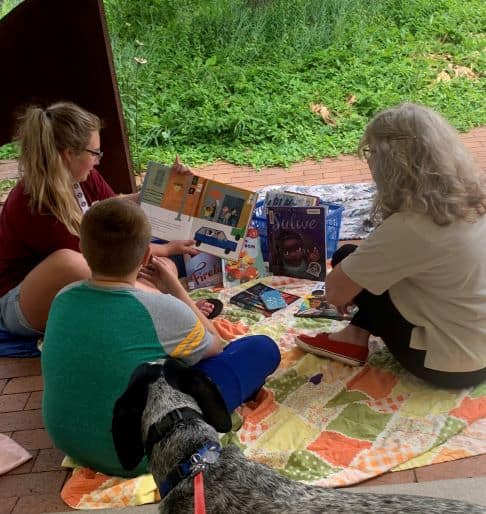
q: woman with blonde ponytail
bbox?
[0,102,206,336]
[297,103,486,388]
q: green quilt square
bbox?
[327,403,392,441]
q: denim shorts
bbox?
[0,283,44,337]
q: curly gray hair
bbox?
[359,103,486,226]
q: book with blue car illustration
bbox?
[140,162,257,260]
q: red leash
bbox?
[194,472,206,514]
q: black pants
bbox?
[332,245,486,389]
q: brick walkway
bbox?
[1,126,485,188]
[0,126,485,514]
[194,125,486,188]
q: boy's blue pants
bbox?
[193,335,280,412]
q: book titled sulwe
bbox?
[139,162,257,260]
[267,206,327,281]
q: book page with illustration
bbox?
[139,162,257,260]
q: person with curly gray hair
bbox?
[297,103,486,388]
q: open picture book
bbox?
[139,162,257,260]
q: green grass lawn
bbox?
[1,0,485,170]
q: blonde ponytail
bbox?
[16,102,101,235]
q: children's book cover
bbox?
[265,190,319,208]
[229,290,270,317]
[229,282,300,317]
[183,252,223,290]
[267,206,327,281]
[139,162,257,260]
[294,294,356,320]
[223,228,267,287]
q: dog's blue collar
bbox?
[159,440,222,498]
[145,407,202,460]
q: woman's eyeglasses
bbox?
[362,136,415,160]
[361,146,373,160]
[84,148,104,160]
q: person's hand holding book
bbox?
[171,154,193,176]
[164,239,199,257]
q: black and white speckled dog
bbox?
[112,361,485,514]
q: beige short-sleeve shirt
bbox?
[341,212,486,372]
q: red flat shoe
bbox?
[295,332,369,366]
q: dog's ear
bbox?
[163,359,232,433]
[112,362,164,470]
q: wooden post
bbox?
[0,0,135,193]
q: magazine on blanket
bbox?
[222,227,268,287]
[293,282,356,320]
[139,162,257,260]
[183,252,223,290]
[229,282,300,317]
[267,206,327,281]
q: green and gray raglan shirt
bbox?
[41,280,213,477]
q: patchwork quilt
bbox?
[60,276,486,509]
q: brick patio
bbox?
[0,125,485,513]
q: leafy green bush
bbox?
[1,0,485,169]
[0,0,22,18]
[104,0,485,169]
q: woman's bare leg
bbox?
[19,249,91,332]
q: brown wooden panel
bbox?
[0,0,134,193]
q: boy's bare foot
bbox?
[195,298,223,319]
[196,299,215,318]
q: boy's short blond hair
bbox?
[80,197,152,277]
